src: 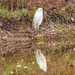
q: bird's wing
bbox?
[33,12,42,23]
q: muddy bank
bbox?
[0,23,75,56]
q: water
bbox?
[0,32,75,75]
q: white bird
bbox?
[36,49,47,72]
[33,8,43,34]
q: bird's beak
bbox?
[43,9,45,11]
[43,9,46,11]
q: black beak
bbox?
[43,9,45,11]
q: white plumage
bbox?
[33,8,43,34]
[36,49,47,72]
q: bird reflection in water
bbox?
[36,49,47,72]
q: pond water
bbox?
[0,32,75,75]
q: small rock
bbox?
[32,62,35,64]
[10,71,13,74]
[73,47,75,51]
[17,65,21,67]
[24,66,27,69]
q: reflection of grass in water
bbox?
[4,64,33,75]
[47,46,75,74]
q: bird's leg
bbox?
[36,24,39,34]
[37,25,39,34]
[37,28,38,34]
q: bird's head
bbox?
[39,8,43,10]
[37,8,43,12]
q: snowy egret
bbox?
[36,49,47,71]
[33,8,43,34]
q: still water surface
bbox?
[0,33,75,75]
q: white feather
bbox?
[33,8,43,29]
[36,49,47,71]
